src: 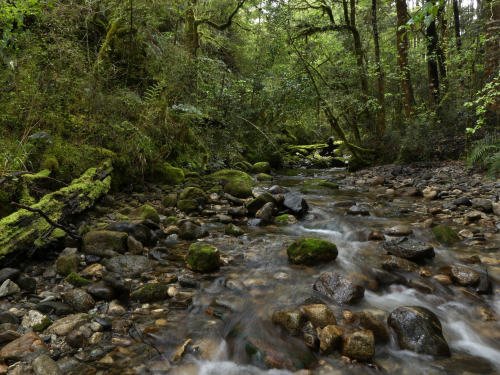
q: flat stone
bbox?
[33,354,63,375]
[0,279,20,298]
[380,255,418,272]
[47,314,90,336]
[385,225,413,236]
[102,255,153,277]
[313,272,364,305]
[300,304,336,328]
[342,330,375,361]
[383,237,434,261]
[0,331,47,361]
[450,265,480,286]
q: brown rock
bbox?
[0,331,47,361]
[319,325,345,353]
[300,304,336,328]
[342,330,375,361]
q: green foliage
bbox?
[468,133,500,176]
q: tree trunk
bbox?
[484,0,500,121]
[453,0,461,49]
[372,0,386,135]
[0,162,113,262]
[437,3,448,88]
[185,4,199,57]
[396,0,415,118]
[426,15,440,109]
[349,0,368,95]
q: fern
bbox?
[144,81,165,103]
[468,133,500,176]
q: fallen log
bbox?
[0,161,113,261]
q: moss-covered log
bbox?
[0,161,113,261]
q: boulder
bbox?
[359,310,390,343]
[287,238,338,265]
[178,221,207,240]
[185,243,220,273]
[319,325,345,353]
[383,237,434,261]
[387,306,450,357]
[103,255,153,277]
[106,221,154,246]
[46,313,90,336]
[0,331,47,362]
[162,193,178,208]
[246,193,275,216]
[131,204,160,223]
[283,193,309,217]
[313,272,364,304]
[271,310,305,335]
[342,330,375,361]
[177,199,199,213]
[300,304,336,328]
[380,255,419,272]
[149,162,184,185]
[33,354,63,375]
[252,162,271,174]
[256,202,275,224]
[55,253,80,276]
[83,230,128,258]
[131,282,170,302]
[450,265,480,286]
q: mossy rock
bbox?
[56,253,80,276]
[252,162,271,174]
[165,216,179,225]
[177,199,199,213]
[186,242,220,272]
[209,169,254,186]
[148,162,185,185]
[179,187,207,203]
[234,161,252,172]
[41,156,59,172]
[32,317,53,332]
[246,193,274,216]
[162,193,178,208]
[275,214,298,225]
[224,180,253,199]
[256,173,272,181]
[65,272,92,287]
[301,179,339,193]
[287,237,338,265]
[131,282,170,302]
[225,223,244,237]
[132,204,160,223]
[432,225,459,244]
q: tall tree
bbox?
[452,0,461,49]
[372,0,385,135]
[426,4,440,109]
[396,0,415,118]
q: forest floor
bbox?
[0,161,499,374]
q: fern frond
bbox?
[144,81,165,104]
[468,132,500,167]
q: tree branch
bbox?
[195,0,246,30]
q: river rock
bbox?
[423,187,438,200]
[83,230,128,258]
[131,282,170,302]
[0,331,47,362]
[0,323,20,344]
[103,255,152,277]
[185,243,220,272]
[246,193,275,216]
[300,304,336,327]
[33,354,63,375]
[341,330,375,361]
[127,235,143,255]
[35,301,73,316]
[359,310,390,343]
[387,306,450,357]
[319,325,345,353]
[21,310,49,331]
[347,204,370,216]
[64,289,95,312]
[450,265,480,286]
[87,281,115,301]
[287,238,338,265]
[493,202,500,216]
[228,206,247,217]
[47,314,90,336]
[313,272,364,305]
[256,202,274,224]
[0,268,20,284]
[385,225,413,236]
[381,255,419,272]
[383,237,434,260]
[179,187,207,204]
[283,192,309,217]
[178,220,208,240]
[106,221,154,246]
[0,279,20,297]
[471,198,492,213]
[271,310,305,335]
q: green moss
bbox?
[134,204,160,223]
[162,193,178,208]
[252,162,271,174]
[275,214,297,225]
[301,179,339,193]
[165,216,179,225]
[131,282,170,302]
[177,199,199,213]
[287,237,338,265]
[41,156,59,172]
[225,223,244,236]
[432,225,459,244]
[179,187,207,202]
[256,173,272,181]
[148,162,185,185]
[277,169,300,176]
[234,161,252,172]
[65,272,92,287]
[224,180,253,198]
[186,242,220,272]
[56,253,80,276]
[32,317,53,332]
[209,169,254,186]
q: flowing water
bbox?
[154,168,500,374]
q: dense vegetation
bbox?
[0,0,498,184]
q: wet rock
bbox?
[423,187,438,200]
[35,301,73,316]
[385,225,412,236]
[83,230,128,258]
[131,204,160,223]
[177,199,199,213]
[272,310,305,335]
[0,279,20,297]
[453,197,471,206]
[0,312,18,325]
[319,325,345,353]
[47,314,90,336]
[0,268,20,284]
[228,206,248,217]
[247,193,275,216]
[283,192,309,217]
[432,225,459,244]
[0,323,20,344]
[408,278,435,294]
[87,281,115,301]
[131,282,170,302]
[359,310,390,343]
[341,330,375,361]
[313,272,364,305]
[103,255,152,277]
[0,331,47,362]
[16,274,36,293]
[252,162,271,174]
[380,255,418,273]
[106,222,154,246]
[178,220,208,240]
[347,204,370,216]
[21,310,50,331]
[287,238,338,265]
[185,242,220,272]
[256,202,275,224]
[108,300,126,316]
[66,330,87,349]
[275,214,298,225]
[127,235,143,255]
[433,354,494,374]
[383,237,434,261]
[465,211,482,223]
[33,354,62,375]
[64,289,95,312]
[493,201,500,216]
[269,185,289,194]
[450,265,480,286]
[433,274,452,285]
[302,321,319,350]
[225,223,244,236]
[471,198,492,213]
[387,306,450,357]
[300,304,336,328]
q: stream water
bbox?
[154,168,500,374]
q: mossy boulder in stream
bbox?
[252,162,271,174]
[65,272,91,287]
[210,169,254,198]
[55,253,80,276]
[185,242,220,272]
[177,199,199,213]
[132,204,160,223]
[432,225,459,244]
[179,187,207,203]
[287,238,338,265]
[224,181,253,198]
[131,282,170,302]
[148,162,184,185]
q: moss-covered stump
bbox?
[432,225,459,244]
[131,282,170,302]
[252,162,271,174]
[287,237,338,265]
[131,204,160,223]
[185,242,221,272]
[0,161,113,261]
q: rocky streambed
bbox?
[0,161,499,374]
